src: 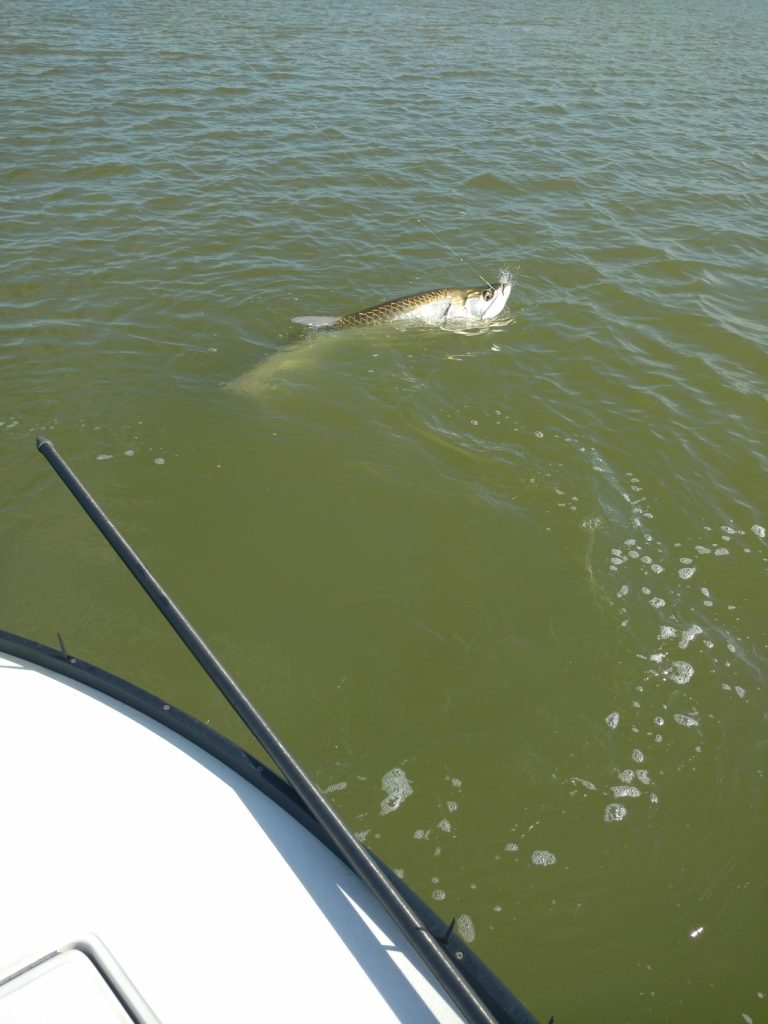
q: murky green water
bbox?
[2,1,766,1020]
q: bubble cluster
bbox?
[586,468,764,826]
[669,661,694,686]
[323,781,347,793]
[531,850,557,866]
[379,767,413,815]
[455,913,476,943]
[673,713,699,728]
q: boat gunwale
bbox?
[0,625,540,1024]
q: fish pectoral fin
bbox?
[291,315,340,328]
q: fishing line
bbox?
[347,152,495,287]
[216,38,495,289]
[313,129,495,290]
[411,213,494,290]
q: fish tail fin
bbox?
[291,315,340,328]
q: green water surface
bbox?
[1,2,766,1021]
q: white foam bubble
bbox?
[632,748,645,763]
[606,712,620,729]
[380,767,413,815]
[604,803,627,822]
[678,567,696,579]
[673,713,698,728]
[455,913,476,943]
[659,625,677,639]
[531,850,557,866]
[432,889,446,901]
[650,597,666,608]
[670,661,694,685]
[612,786,642,798]
[437,818,452,833]
[504,842,519,852]
[751,524,765,538]
[572,777,596,791]
[679,625,703,649]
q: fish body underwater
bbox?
[227,279,513,398]
[292,281,512,330]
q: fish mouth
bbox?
[480,282,512,320]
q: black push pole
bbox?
[36,437,509,1024]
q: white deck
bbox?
[0,649,467,1023]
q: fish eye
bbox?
[482,288,494,302]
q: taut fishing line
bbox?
[220,41,495,288]
[315,128,496,290]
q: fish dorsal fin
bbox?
[291,315,340,328]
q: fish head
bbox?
[458,281,512,321]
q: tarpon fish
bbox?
[291,280,512,330]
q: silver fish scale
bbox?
[335,287,466,328]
